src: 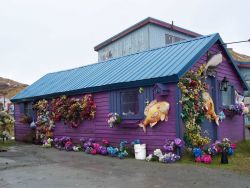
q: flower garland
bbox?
[33,99,55,141]
[50,94,96,128]
[51,95,68,122]
[178,64,210,148]
[65,97,85,128]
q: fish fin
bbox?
[150,122,157,127]
[160,114,165,121]
[215,116,219,126]
[144,100,157,116]
[139,123,147,133]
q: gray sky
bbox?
[1,0,250,85]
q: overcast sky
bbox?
[1,0,250,85]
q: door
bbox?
[202,76,218,142]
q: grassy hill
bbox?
[0,77,28,99]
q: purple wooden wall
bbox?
[14,104,33,141]
[14,84,177,153]
[191,43,244,142]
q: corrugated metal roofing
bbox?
[11,33,247,102]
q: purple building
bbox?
[11,18,248,152]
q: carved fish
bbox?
[202,92,219,125]
[139,100,170,132]
[205,53,223,70]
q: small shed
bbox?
[11,34,248,152]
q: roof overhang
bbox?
[11,74,179,103]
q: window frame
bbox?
[120,89,141,119]
[109,87,153,120]
[24,102,33,117]
[220,84,235,107]
[165,34,183,45]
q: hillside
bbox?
[0,77,28,99]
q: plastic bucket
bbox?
[134,144,146,160]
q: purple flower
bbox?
[174,138,184,147]
[163,145,174,152]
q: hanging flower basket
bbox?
[222,104,244,118]
[222,109,236,118]
[107,113,122,128]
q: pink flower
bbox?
[91,149,97,155]
[231,143,236,150]
[92,143,100,149]
[195,157,202,163]
[201,154,212,164]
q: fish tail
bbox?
[139,123,146,133]
[214,115,219,126]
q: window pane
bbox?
[165,34,173,44]
[173,37,183,43]
[24,103,33,117]
[222,86,232,106]
[121,91,139,116]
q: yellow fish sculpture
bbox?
[202,92,219,125]
[139,100,170,132]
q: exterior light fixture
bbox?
[220,77,229,91]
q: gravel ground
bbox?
[0,143,249,188]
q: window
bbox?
[109,87,153,120]
[24,102,33,117]
[165,34,183,44]
[221,85,234,106]
[121,90,139,117]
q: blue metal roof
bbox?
[11,33,248,102]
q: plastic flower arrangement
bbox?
[80,94,97,120]
[178,64,210,148]
[146,138,183,163]
[51,95,68,122]
[65,139,74,151]
[107,113,122,128]
[0,111,15,140]
[193,138,236,164]
[65,97,84,128]
[53,136,71,150]
[79,138,129,159]
[51,94,96,128]
[222,104,244,116]
[33,99,55,142]
[215,138,235,154]
[163,138,184,153]
[42,138,53,148]
[146,148,180,163]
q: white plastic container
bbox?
[134,144,146,160]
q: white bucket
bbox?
[134,144,146,160]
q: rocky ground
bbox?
[0,143,249,188]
